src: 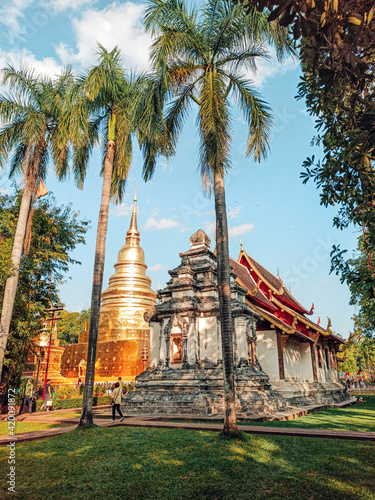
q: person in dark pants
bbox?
[111,382,124,423]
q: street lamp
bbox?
[34,349,45,395]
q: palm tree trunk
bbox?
[79,139,115,426]
[0,183,33,379]
[214,170,238,435]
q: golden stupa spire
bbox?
[126,188,140,246]
[98,189,156,344]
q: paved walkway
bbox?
[1,409,374,445]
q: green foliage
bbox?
[56,309,90,345]
[330,237,375,337]
[0,192,88,388]
[341,331,375,375]
[35,395,111,411]
[142,0,295,178]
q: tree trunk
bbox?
[214,171,238,435]
[79,139,115,426]
[0,184,33,379]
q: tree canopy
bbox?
[0,192,88,388]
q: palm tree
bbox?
[0,66,73,379]
[64,45,148,426]
[143,0,294,435]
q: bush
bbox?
[35,395,111,411]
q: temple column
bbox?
[310,333,319,382]
[276,331,288,380]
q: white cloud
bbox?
[205,220,216,235]
[0,0,33,35]
[110,202,133,218]
[148,263,168,272]
[143,216,179,231]
[47,0,94,11]
[228,206,242,220]
[56,2,152,71]
[229,223,254,238]
[244,47,298,89]
[0,48,63,79]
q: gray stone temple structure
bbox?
[125,229,349,416]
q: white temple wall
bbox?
[284,339,314,382]
[149,322,161,368]
[198,316,219,362]
[256,330,279,382]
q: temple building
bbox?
[125,229,348,416]
[59,193,156,382]
[230,246,345,405]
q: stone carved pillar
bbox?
[177,314,190,367]
[164,319,171,368]
[246,320,255,366]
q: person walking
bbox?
[40,379,52,411]
[111,382,124,423]
[24,379,34,414]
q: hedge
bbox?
[35,395,111,411]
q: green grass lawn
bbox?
[0,421,72,436]
[0,425,374,500]
[238,396,375,433]
[41,412,82,419]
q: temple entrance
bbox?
[171,334,182,364]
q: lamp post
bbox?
[34,349,45,395]
[42,306,63,400]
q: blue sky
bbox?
[0,0,359,338]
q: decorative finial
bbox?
[240,237,243,250]
[277,268,280,279]
[126,188,140,245]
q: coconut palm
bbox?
[142,0,295,435]
[64,45,156,426]
[0,66,73,379]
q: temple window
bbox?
[171,334,182,364]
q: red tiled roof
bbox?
[230,257,277,311]
[254,305,313,342]
[239,250,311,315]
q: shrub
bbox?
[35,395,111,411]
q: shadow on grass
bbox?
[0,425,374,500]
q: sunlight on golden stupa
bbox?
[61,192,156,381]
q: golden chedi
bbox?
[61,193,156,381]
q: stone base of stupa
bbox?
[124,360,289,416]
[270,380,349,407]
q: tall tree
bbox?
[0,66,73,379]
[142,0,294,435]
[0,191,87,391]
[64,45,144,426]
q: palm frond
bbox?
[228,72,273,162]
